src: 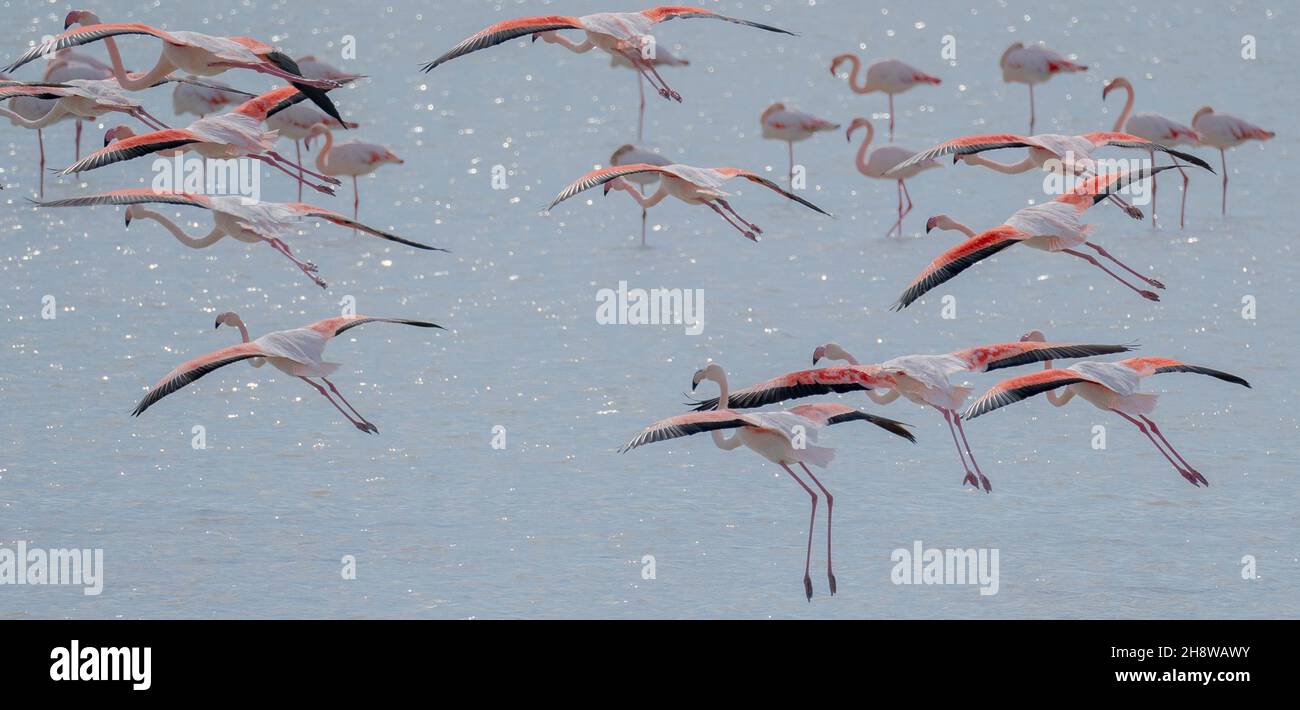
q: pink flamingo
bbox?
[999,42,1087,134]
[896,168,1194,308]
[1191,106,1274,216]
[846,117,939,237]
[609,44,688,140]
[965,330,1250,487]
[304,123,403,223]
[36,189,445,289]
[58,87,341,195]
[131,313,443,434]
[760,102,839,186]
[420,6,792,104]
[622,362,916,600]
[1103,76,1201,228]
[609,143,670,245]
[172,75,251,118]
[829,55,940,141]
[687,340,1132,493]
[547,162,831,241]
[295,55,363,83]
[267,104,358,201]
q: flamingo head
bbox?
[123,205,137,228]
[64,10,89,29]
[691,363,725,391]
[1019,329,1047,343]
[812,342,849,366]
[103,125,133,147]
[829,54,852,77]
[214,312,245,331]
[303,122,330,149]
[925,215,958,234]
[1102,76,1131,101]
[845,117,871,142]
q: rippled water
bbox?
[0,0,1295,618]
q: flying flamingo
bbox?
[304,122,403,223]
[621,362,916,600]
[999,42,1087,134]
[4,10,348,127]
[687,340,1132,493]
[1190,106,1275,216]
[420,6,793,106]
[172,76,252,118]
[965,330,1250,487]
[896,167,1193,309]
[609,143,670,245]
[760,102,839,187]
[546,162,831,241]
[131,312,443,434]
[609,44,687,140]
[846,117,939,237]
[35,189,445,289]
[828,55,940,141]
[1102,77,1201,228]
[57,87,342,195]
[268,104,358,201]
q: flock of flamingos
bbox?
[1,6,1271,600]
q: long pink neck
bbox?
[1112,83,1135,132]
[945,219,977,238]
[838,55,875,94]
[72,13,173,90]
[964,153,1036,174]
[313,128,335,173]
[852,124,874,176]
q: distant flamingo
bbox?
[609,143,670,245]
[131,312,443,433]
[760,102,838,186]
[966,330,1250,487]
[829,55,940,140]
[1103,77,1201,228]
[172,76,251,118]
[609,44,687,140]
[687,340,1132,492]
[295,55,363,83]
[36,189,445,289]
[420,6,793,105]
[304,122,403,223]
[41,49,115,167]
[999,42,1087,134]
[622,362,916,600]
[846,117,939,237]
[1190,106,1274,215]
[268,104,358,201]
[547,162,831,240]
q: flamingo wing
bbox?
[948,341,1136,373]
[892,227,1023,310]
[420,15,586,72]
[641,6,795,35]
[285,204,449,251]
[0,83,73,101]
[131,341,268,416]
[5,23,175,74]
[233,86,311,121]
[619,410,763,452]
[304,315,444,339]
[1080,131,1213,172]
[887,133,1043,175]
[33,188,213,211]
[546,163,672,211]
[785,403,916,442]
[715,167,833,216]
[58,129,204,175]
[1117,357,1250,388]
[963,369,1103,420]
[687,366,888,411]
[1061,165,1183,212]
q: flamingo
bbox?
[1103,77,1201,228]
[39,49,116,170]
[57,87,342,196]
[760,102,839,187]
[172,75,251,118]
[303,122,403,223]
[828,55,940,141]
[846,117,939,238]
[295,55,363,83]
[420,6,793,105]
[35,189,445,289]
[546,162,831,241]
[999,42,1087,134]
[687,340,1133,493]
[1190,106,1274,216]
[895,167,1194,309]
[267,104,358,201]
[609,143,670,245]
[131,312,443,434]
[4,10,348,127]
[965,330,1250,487]
[0,77,52,192]
[609,44,687,140]
[621,362,916,600]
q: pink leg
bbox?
[888,92,895,142]
[322,376,378,433]
[1219,149,1228,216]
[798,462,836,595]
[1111,410,1203,486]
[1176,162,1189,229]
[901,179,914,220]
[1107,193,1144,220]
[37,129,45,199]
[75,120,82,160]
[1084,241,1165,289]
[1140,415,1208,486]
[936,406,979,490]
[266,150,340,183]
[636,73,645,142]
[622,51,674,101]
[352,176,359,225]
[299,377,373,433]
[952,412,992,493]
[638,184,648,246]
[1028,84,1035,135]
[295,140,304,202]
[261,236,326,288]
[1062,249,1159,301]
[1147,149,1158,227]
[705,201,757,241]
[253,154,335,195]
[787,140,794,188]
[717,198,762,234]
[888,180,903,237]
[780,462,818,602]
[640,56,680,102]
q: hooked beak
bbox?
[124,210,132,228]
[690,369,705,391]
[925,216,939,233]
[63,11,80,30]
[103,132,114,148]
[214,319,222,330]
[812,346,825,366]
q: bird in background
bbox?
[268,105,359,201]
[547,162,831,241]
[1103,76,1201,228]
[420,6,794,105]
[172,75,252,118]
[304,122,404,224]
[1190,106,1274,216]
[965,330,1250,488]
[609,43,688,141]
[131,313,443,434]
[846,117,940,238]
[609,143,671,246]
[999,41,1087,134]
[760,102,839,188]
[829,54,940,141]
[621,362,916,600]
[687,339,1135,492]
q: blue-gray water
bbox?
[0,0,1295,618]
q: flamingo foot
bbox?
[962,472,979,489]
[1179,469,1202,487]
[304,261,319,273]
[828,573,837,596]
[749,223,764,235]
[313,183,336,196]
[742,231,758,242]
[311,276,328,289]
[979,473,993,493]
[656,87,671,100]
[1140,290,1160,302]
[803,575,813,602]
[1186,468,1209,486]
[353,421,374,434]
[669,89,682,103]
[1124,204,1144,220]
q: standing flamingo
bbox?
[172,76,251,118]
[36,189,445,289]
[846,117,939,237]
[1190,106,1274,216]
[268,104,358,201]
[760,102,839,187]
[546,162,831,240]
[609,143,670,246]
[1103,77,1201,228]
[304,122,403,223]
[999,42,1086,134]
[131,312,443,434]
[687,340,1132,493]
[420,6,792,105]
[829,55,940,141]
[609,45,687,140]
[621,362,915,600]
[965,330,1250,487]
[895,167,1197,308]
[295,55,363,83]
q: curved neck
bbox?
[838,55,873,94]
[312,128,334,172]
[964,153,1036,174]
[1111,83,1135,132]
[1046,384,1073,406]
[944,219,977,238]
[839,350,861,366]
[71,14,173,90]
[0,104,65,128]
[135,208,226,248]
[852,125,874,175]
